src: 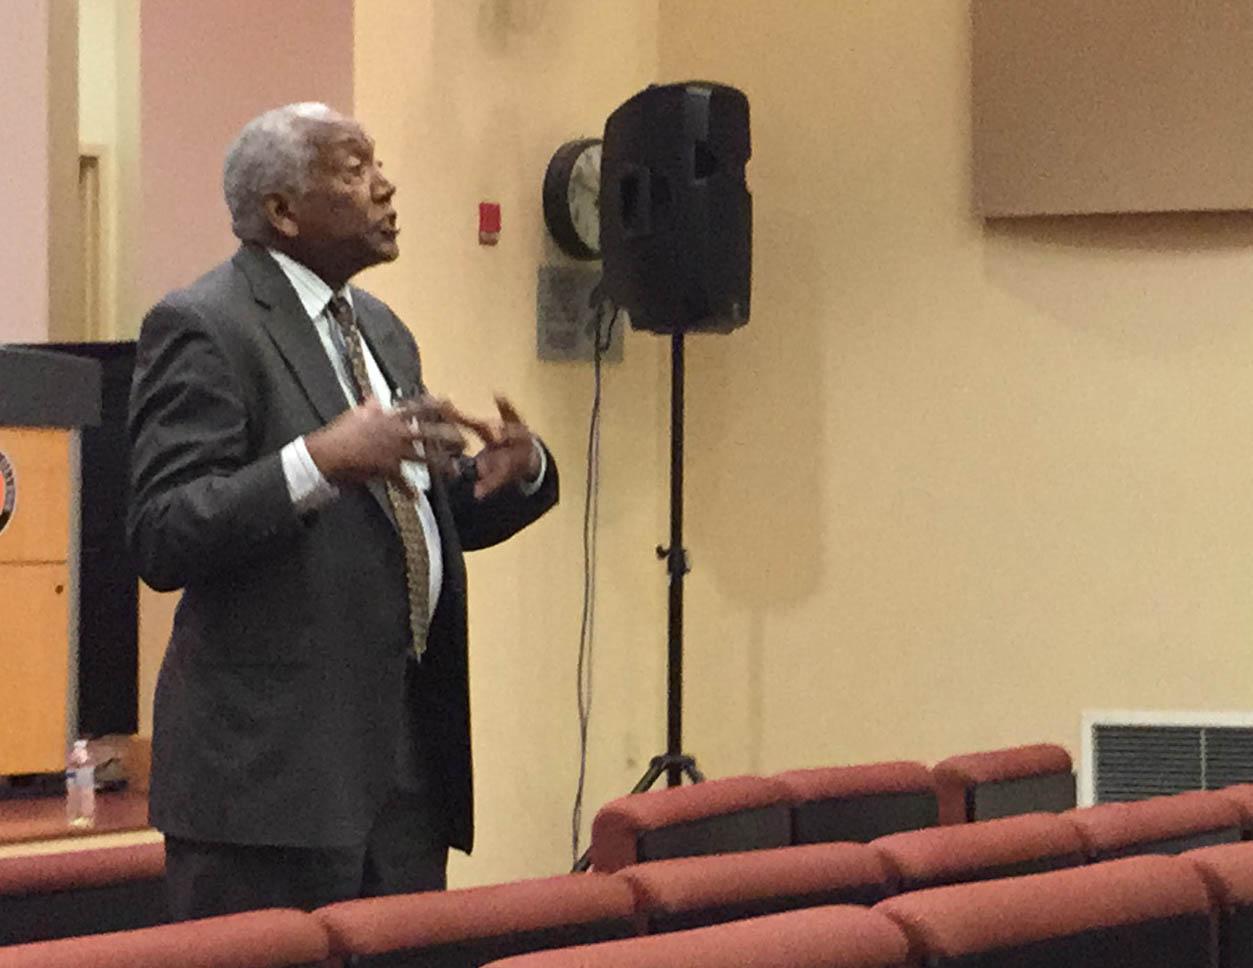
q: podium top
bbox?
[0,347,102,428]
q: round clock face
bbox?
[566,142,601,255]
[543,138,603,260]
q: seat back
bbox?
[617,841,895,932]
[932,744,1075,825]
[0,843,168,946]
[876,855,1215,968]
[588,776,791,873]
[1214,784,1253,836]
[1063,791,1242,861]
[478,905,912,968]
[773,761,938,845]
[0,908,329,968]
[1183,841,1253,968]
[314,873,637,967]
[871,812,1085,891]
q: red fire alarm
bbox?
[479,202,501,245]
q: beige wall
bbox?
[79,0,140,342]
[47,0,82,344]
[0,0,78,344]
[0,3,54,344]
[138,0,354,307]
[353,1,667,886]
[657,0,1253,776]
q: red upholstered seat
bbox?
[1184,840,1253,908]
[479,905,911,968]
[772,762,938,844]
[1182,841,1253,967]
[932,744,1074,824]
[314,873,636,963]
[876,855,1215,967]
[617,841,894,932]
[0,909,328,967]
[0,843,164,896]
[588,776,792,873]
[0,843,169,945]
[1214,783,1253,832]
[773,762,934,803]
[871,812,1084,890]
[1063,791,1242,861]
[1187,836,1253,906]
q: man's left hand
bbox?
[442,396,542,499]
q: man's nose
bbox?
[373,170,395,201]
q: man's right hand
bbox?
[304,397,421,485]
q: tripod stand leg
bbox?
[570,754,703,872]
[630,757,669,794]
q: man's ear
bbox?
[263,193,299,239]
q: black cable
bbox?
[571,295,617,866]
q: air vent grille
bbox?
[1089,716,1253,804]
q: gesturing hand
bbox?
[398,395,469,480]
[442,396,542,500]
[304,397,423,484]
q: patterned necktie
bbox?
[327,295,430,658]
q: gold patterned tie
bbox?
[327,295,430,658]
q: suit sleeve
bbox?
[445,441,559,551]
[127,298,303,592]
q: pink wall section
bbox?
[0,4,52,343]
[139,0,354,308]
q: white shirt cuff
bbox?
[519,439,547,497]
[281,437,340,512]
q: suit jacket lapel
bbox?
[233,245,349,425]
[233,245,398,530]
[353,294,421,400]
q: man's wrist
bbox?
[304,428,343,483]
[282,437,339,512]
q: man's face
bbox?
[282,119,399,279]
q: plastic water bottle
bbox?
[66,739,96,829]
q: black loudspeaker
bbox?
[600,81,751,334]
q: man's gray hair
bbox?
[223,102,340,243]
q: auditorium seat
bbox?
[313,872,637,966]
[1214,783,1253,836]
[870,812,1085,891]
[617,841,895,932]
[772,761,938,845]
[932,743,1075,825]
[0,842,168,946]
[588,776,791,873]
[0,908,330,967]
[1183,841,1253,968]
[877,854,1215,967]
[478,905,912,968]
[1063,790,1242,861]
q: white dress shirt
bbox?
[269,248,445,617]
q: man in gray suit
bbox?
[128,103,558,919]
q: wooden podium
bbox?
[0,348,101,777]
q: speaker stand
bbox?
[574,331,704,872]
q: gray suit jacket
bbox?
[128,244,558,850]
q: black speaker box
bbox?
[600,81,751,334]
